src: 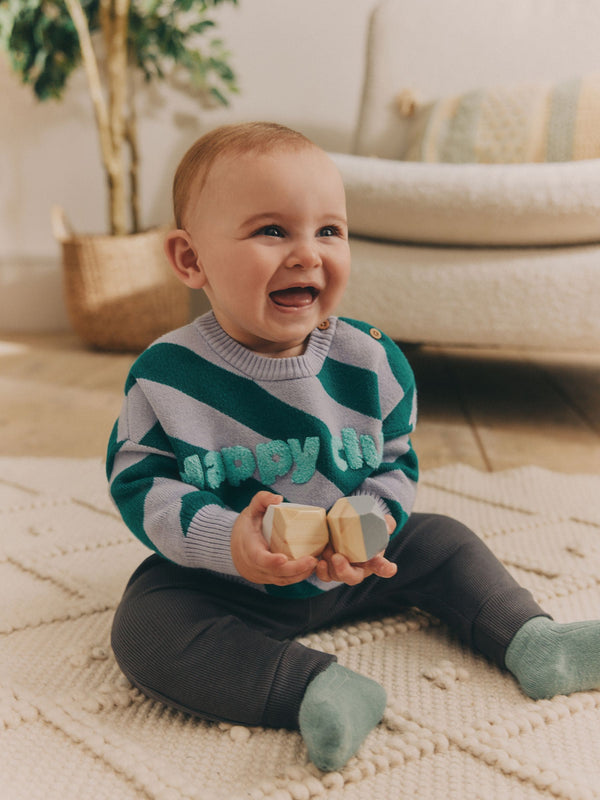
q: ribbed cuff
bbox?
[183,505,240,576]
[473,586,549,668]
[263,641,336,730]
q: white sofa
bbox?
[334,0,600,349]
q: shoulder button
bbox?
[369,327,382,340]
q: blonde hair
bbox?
[173,121,316,228]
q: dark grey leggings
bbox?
[111,512,545,729]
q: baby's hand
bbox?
[315,514,397,585]
[231,492,318,586]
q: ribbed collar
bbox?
[194,311,336,381]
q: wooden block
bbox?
[262,503,329,559]
[327,496,389,562]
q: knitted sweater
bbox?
[106,312,419,597]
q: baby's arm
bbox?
[108,386,318,585]
[108,433,237,573]
[107,381,238,576]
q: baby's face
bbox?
[184,146,351,357]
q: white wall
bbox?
[0,0,377,331]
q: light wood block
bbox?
[262,503,329,559]
[327,496,389,563]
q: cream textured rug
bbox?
[2,458,600,800]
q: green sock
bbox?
[505,615,600,700]
[298,663,386,772]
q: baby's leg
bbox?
[341,512,600,701]
[400,513,600,700]
[111,555,333,729]
[111,554,385,771]
[344,512,547,668]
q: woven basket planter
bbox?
[53,207,189,352]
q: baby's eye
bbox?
[318,225,342,237]
[258,225,285,238]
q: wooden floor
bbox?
[0,332,599,474]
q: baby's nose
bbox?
[284,240,322,269]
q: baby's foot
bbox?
[298,663,386,771]
[506,616,600,699]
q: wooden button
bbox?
[370,327,382,339]
[317,320,330,330]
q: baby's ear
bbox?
[164,229,206,289]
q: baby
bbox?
[108,121,600,772]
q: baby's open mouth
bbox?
[269,286,319,307]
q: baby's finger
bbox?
[330,553,365,585]
[368,554,397,579]
[252,546,288,573]
[314,543,336,582]
[315,558,334,582]
[248,490,283,522]
[274,554,317,579]
[266,556,318,586]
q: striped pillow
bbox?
[402,75,600,163]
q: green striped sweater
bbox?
[106,312,419,597]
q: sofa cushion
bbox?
[402,75,600,164]
[330,152,600,246]
[338,236,600,349]
[355,0,600,161]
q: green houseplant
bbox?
[0,0,238,350]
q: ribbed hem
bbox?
[472,587,550,668]
[183,505,240,576]
[195,312,336,381]
[263,641,336,730]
